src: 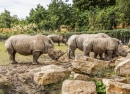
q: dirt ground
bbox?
[0,57,72,94]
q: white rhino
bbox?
[67,33,127,60]
[47,34,67,46]
[5,34,64,64]
[67,33,110,59]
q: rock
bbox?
[73,73,90,81]
[0,74,9,85]
[62,80,97,94]
[103,79,130,94]
[115,57,127,66]
[72,56,110,75]
[126,53,130,59]
[102,76,127,87]
[115,59,130,76]
[34,65,71,85]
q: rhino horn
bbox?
[57,50,66,57]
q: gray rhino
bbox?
[83,37,127,60]
[5,34,64,64]
[67,33,110,59]
[47,34,67,46]
[67,33,127,60]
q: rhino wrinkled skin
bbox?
[67,33,127,60]
[5,34,63,64]
[47,34,67,46]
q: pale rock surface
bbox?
[115,57,127,65]
[33,64,71,85]
[62,80,97,94]
[73,73,90,81]
[115,59,130,76]
[103,79,130,94]
[72,56,110,75]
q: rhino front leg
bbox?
[83,47,90,57]
[106,50,113,61]
[33,51,41,64]
[68,49,75,59]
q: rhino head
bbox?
[128,43,130,48]
[117,45,128,57]
[48,48,66,60]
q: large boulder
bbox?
[72,56,111,75]
[103,79,130,94]
[73,73,90,81]
[62,80,97,94]
[115,59,130,76]
[33,65,71,85]
[115,57,127,66]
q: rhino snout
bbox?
[48,50,65,60]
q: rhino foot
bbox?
[11,61,18,64]
[32,62,39,65]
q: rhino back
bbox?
[47,35,60,42]
[92,38,116,53]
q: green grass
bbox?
[0,42,6,51]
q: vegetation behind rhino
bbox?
[67,33,128,60]
[5,34,64,64]
[47,34,67,46]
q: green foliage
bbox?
[73,0,116,11]
[0,89,4,94]
[0,10,19,28]
[96,81,106,94]
[1,0,130,33]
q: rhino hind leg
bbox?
[7,49,17,64]
[94,53,98,59]
[32,51,41,64]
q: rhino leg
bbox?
[106,50,113,61]
[94,53,98,58]
[58,42,60,46]
[94,53,104,60]
[83,47,90,57]
[99,53,104,60]
[7,49,17,64]
[68,49,75,59]
[33,51,41,64]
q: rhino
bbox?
[67,33,110,59]
[5,34,65,64]
[47,34,67,46]
[83,37,127,60]
[67,33,127,60]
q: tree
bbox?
[73,0,116,11]
[26,4,48,29]
[48,0,72,30]
[0,10,19,28]
[116,0,130,26]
